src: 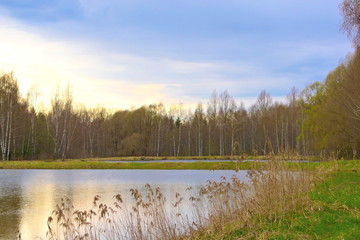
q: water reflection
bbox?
[0,186,22,239]
[0,169,246,240]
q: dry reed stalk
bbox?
[24,159,314,240]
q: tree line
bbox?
[1,58,359,161]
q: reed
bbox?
[27,159,315,240]
[191,159,314,239]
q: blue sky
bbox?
[0,0,352,109]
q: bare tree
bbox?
[168,103,184,156]
[254,90,273,155]
[186,108,193,156]
[175,103,185,156]
[207,91,219,156]
[26,86,39,159]
[341,0,360,47]
[286,87,300,153]
[79,106,106,158]
[218,91,232,155]
[47,85,78,160]
[194,103,205,156]
[154,103,165,156]
[229,99,237,156]
[0,73,19,160]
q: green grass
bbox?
[81,155,320,162]
[0,159,259,170]
[214,160,360,240]
[84,155,239,161]
[0,158,321,170]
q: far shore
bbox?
[76,154,320,161]
[0,156,324,170]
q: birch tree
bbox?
[47,85,78,160]
[26,86,39,159]
[254,90,273,155]
[193,103,205,156]
[0,73,20,160]
[207,91,219,156]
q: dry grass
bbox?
[190,159,314,239]
[25,159,315,240]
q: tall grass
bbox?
[30,159,314,240]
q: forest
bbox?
[1,49,360,161]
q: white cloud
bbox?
[0,15,175,109]
[0,15,267,110]
[0,20,164,108]
[0,13,332,112]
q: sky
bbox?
[0,0,353,110]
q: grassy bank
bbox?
[195,160,360,239]
[0,159,261,170]
[83,155,320,161]
[0,159,320,170]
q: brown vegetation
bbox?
[341,0,360,47]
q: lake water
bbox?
[0,169,247,239]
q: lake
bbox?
[0,169,247,239]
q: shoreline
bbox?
[0,158,322,170]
